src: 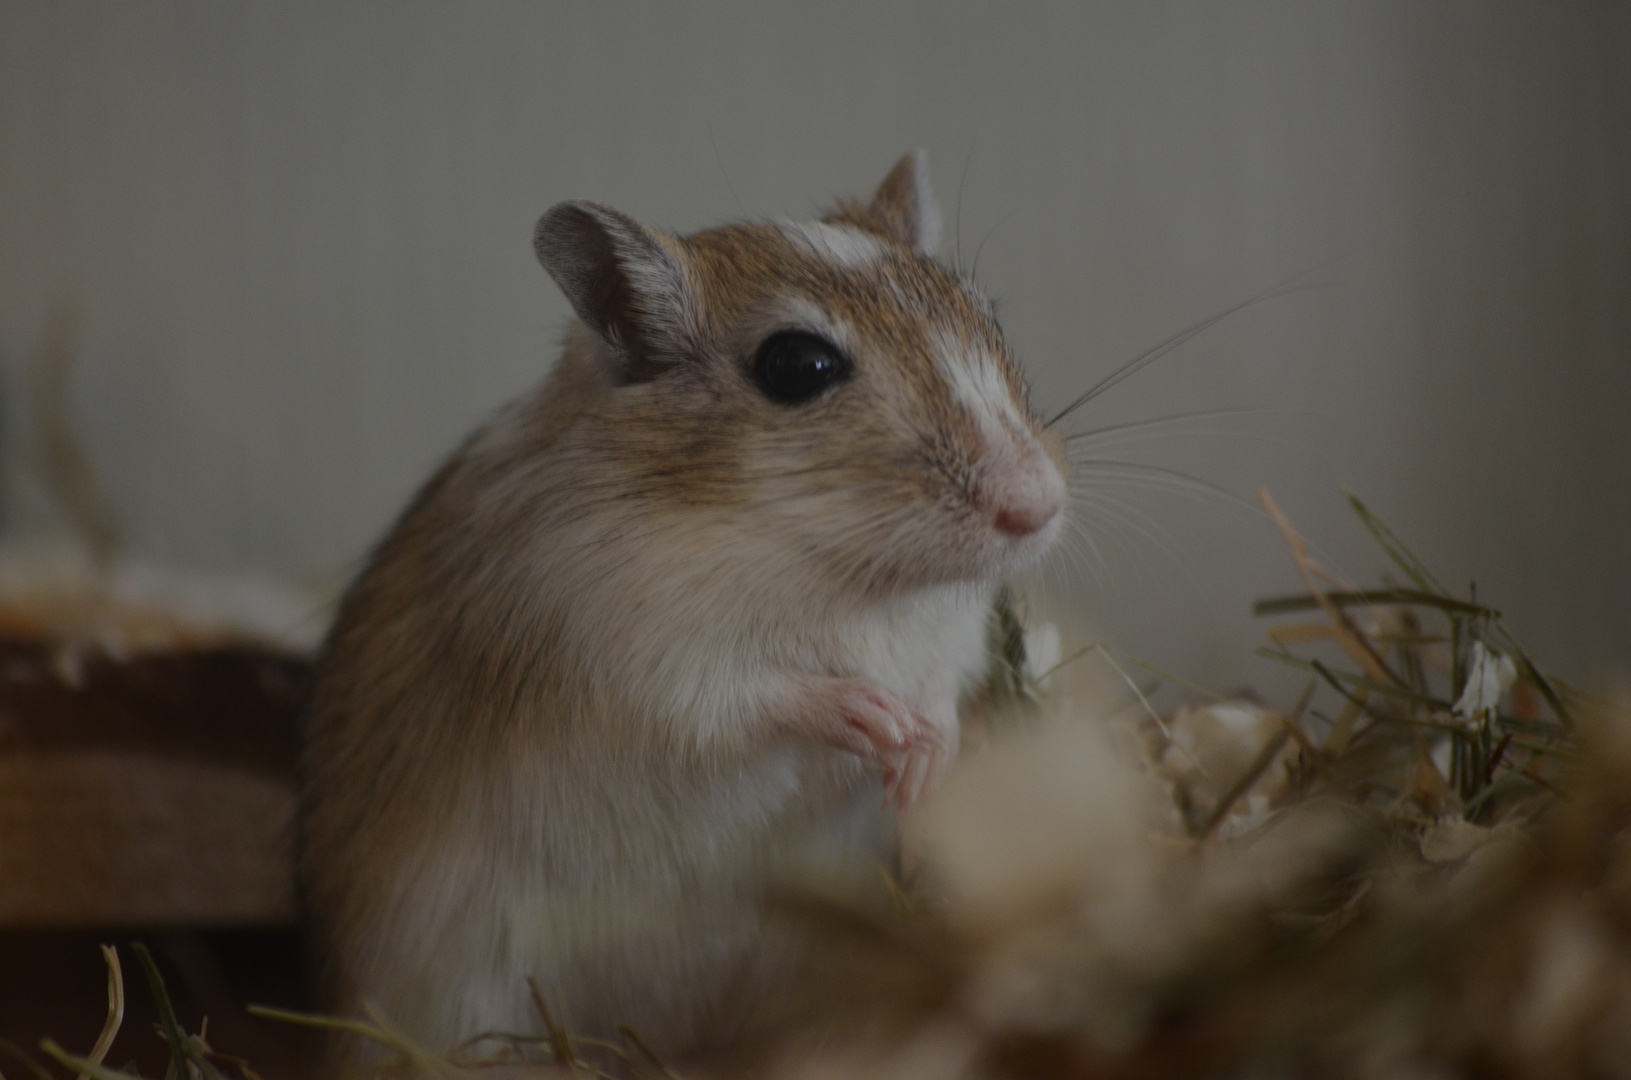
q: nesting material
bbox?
[772,492,1622,1079]
[21,495,1631,1079]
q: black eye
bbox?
[752,331,851,405]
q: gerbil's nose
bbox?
[994,499,1057,537]
[989,459,1065,538]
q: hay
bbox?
[17,493,1630,1079]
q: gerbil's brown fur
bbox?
[300,151,1065,1064]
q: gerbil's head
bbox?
[533,151,1064,595]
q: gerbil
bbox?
[300,151,1066,1062]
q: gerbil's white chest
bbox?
[826,586,994,708]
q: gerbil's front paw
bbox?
[796,678,947,813]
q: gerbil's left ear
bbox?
[535,200,696,382]
[869,150,942,257]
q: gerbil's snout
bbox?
[979,439,1066,540]
[992,477,1062,537]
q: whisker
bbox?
[1070,458,1266,519]
[1072,490,1213,596]
[707,122,748,218]
[1061,407,1268,444]
[1078,490,1193,570]
[1072,496,1153,573]
[1068,428,1286,457]
[1041,529,1100,598]
[969,208,1021,283]
[1078,487,1180,548]
[1056,517,1111,593]
[952,136,981,276]
[1072,520,1134,592]
[1044,266,1345,430]
[1069,462,1364,579]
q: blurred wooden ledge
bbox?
[0,638,311,927]
[0,557,320,930]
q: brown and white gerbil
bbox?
[299,151,1066,1062]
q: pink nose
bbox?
[991,479,1063,537]
[993,499,1059,537]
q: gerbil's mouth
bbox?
[989,508,1065,572]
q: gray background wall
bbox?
[1,2,1627,689]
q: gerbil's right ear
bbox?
[534,201,695,381]
[868,150,942,257]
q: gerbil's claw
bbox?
[884,746,934,815]
[903,748,936,815]
[805,678,916,755]
[792,676,951,816]
[885,770,908,811]
[881,765,900,809]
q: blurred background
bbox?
[1,1,1627,690]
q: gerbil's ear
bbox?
[534,201,694,381]
[868,150,942,256]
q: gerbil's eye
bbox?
[752,331,851,405]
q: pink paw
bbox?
[806,679,948,813]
